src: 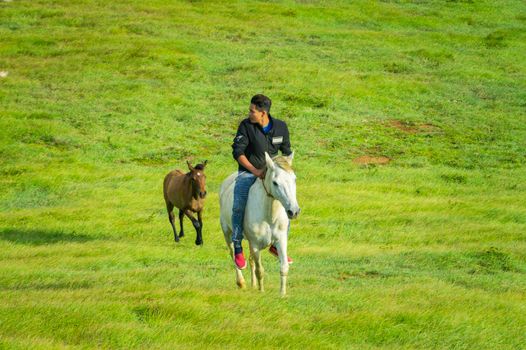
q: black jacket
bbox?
[232,115,292,172]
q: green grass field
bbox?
[1,0,525,348]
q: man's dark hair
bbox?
[250,94,272,114]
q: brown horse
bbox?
[163,160,207,245]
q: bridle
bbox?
[260,168,274,199]
[261,177,274,198]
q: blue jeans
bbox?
[232,171,257,252]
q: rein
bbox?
[261,177,274,199]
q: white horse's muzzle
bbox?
[286,207,301,220]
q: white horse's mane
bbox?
[272,155,293,173]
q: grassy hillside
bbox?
[1,0,525,349]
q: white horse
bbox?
[219,152,300,296]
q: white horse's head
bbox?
[265,152,301,219]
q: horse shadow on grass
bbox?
[0,228,96,246]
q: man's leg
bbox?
[232,171,257,269]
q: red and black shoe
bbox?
[269,245,293,264]
[234,252,247,270]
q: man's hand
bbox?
[252,168,266,179]
[237,155,266,179]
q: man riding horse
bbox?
[231,94,294,269]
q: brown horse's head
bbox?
[187,160,207,199]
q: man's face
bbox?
[248,104,265,125]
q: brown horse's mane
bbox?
[185,163,206,176]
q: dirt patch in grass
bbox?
[387,120,441,134]
[353,155,391,165]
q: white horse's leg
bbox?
[251,248,264,292]
[274,239,289,296]
[221,220,245,289]
[228,241,246,289]
[248,243,257,289]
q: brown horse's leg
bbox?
[184,210,202,246]
[166,202,179,243]
[178,209,185,238]
[197,211,204,245]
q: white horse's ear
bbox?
[265,152,275,171]
[285,152,294,166]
